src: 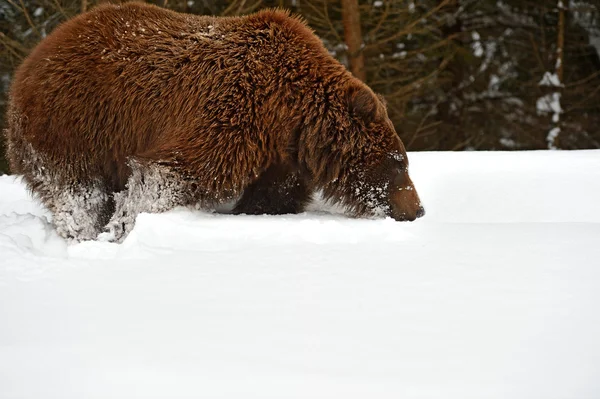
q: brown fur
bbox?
[5,2,424,242]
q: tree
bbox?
[341,0,365,81]
[1,0,599,175]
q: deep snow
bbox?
[1,150,600,399]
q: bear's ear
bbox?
[376,93,388,109]
[347,84,381,124]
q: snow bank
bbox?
[1,150,600,399]
[410,150,600,223]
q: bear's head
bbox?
[320,81,425,222]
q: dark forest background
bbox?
[1,0,599,174]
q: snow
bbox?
[2,150,600,398]
[539,71,562,87]
[471,31,484,58]
[537,72,564,149]
[547,127,561,150]
[536,92,562,121]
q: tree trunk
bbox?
[556,1,565,82]
[548,0,566,149]
[340,0,366,81]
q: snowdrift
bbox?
[1,150,600,399]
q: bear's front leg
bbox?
[233,162,312,216]
[99,160,190,243]
[50,182,113,243]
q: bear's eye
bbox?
[396,164,407,174]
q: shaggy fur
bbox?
[5,2,424,242]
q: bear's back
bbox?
[8,2,348,190]
[9,4,230,187]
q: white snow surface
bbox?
[2,150,600,399]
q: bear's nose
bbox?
[415,206,425,219]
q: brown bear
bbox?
[4,2,424,243]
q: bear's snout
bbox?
[395,205,425,221]
[390,206,425,222]
[388,175,424,222]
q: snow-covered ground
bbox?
[1,150,600,399]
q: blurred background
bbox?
[1,0,599,174]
